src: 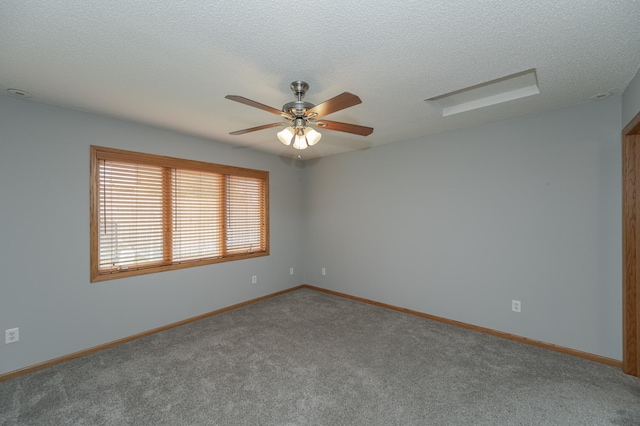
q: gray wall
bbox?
[0,96,305,375]
[0,91,631,375]
[303,97,622,360]
[623,67,640,127]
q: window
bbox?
[90,146,269,282]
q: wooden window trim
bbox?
[90,146,269,282]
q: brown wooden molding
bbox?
[0,285,305,382]
[623,110,640,376]
[623,110,640,135]
[2,282,623,382]
[302,285,622,368]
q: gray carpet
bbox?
[1,288,639,425]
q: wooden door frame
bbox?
[623,111,640,376]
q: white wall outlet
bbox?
[5,328,19,344]
[251,275,257,284]
[512,300,521,312]
[290,267,294,275]
[322,268,326,276]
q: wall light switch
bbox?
[322,268,326,276]
[290,267,294,275]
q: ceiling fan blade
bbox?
[306,92,362,119]
[225,95,285,116]
[315,120,374,136]
[229,122,286,135]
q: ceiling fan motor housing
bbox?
[282,100,314,118]
[282,81,315,120]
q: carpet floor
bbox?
[1,288,639,425]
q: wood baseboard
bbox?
[0,285,305,382]
[302,284,622,368]
[1,283,621,382]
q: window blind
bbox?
[227,175,265,254]
[91,146,269,282]
[172,169,223,262]
[98,160,165,271]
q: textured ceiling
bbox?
[1,1,640,159]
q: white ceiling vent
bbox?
[426,69,540,116]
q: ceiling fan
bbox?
[225,81,373,150]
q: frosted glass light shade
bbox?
[305,128,321,146]
[292,134,308,150]
[277,127,294,145]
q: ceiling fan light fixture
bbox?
[280,123,320,149]
[277,127,295,145]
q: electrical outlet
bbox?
[322,268,326,276]
[5,328,19,344]
[512,300,521,312]
[290,267,294,275]
[251,275,257,284]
